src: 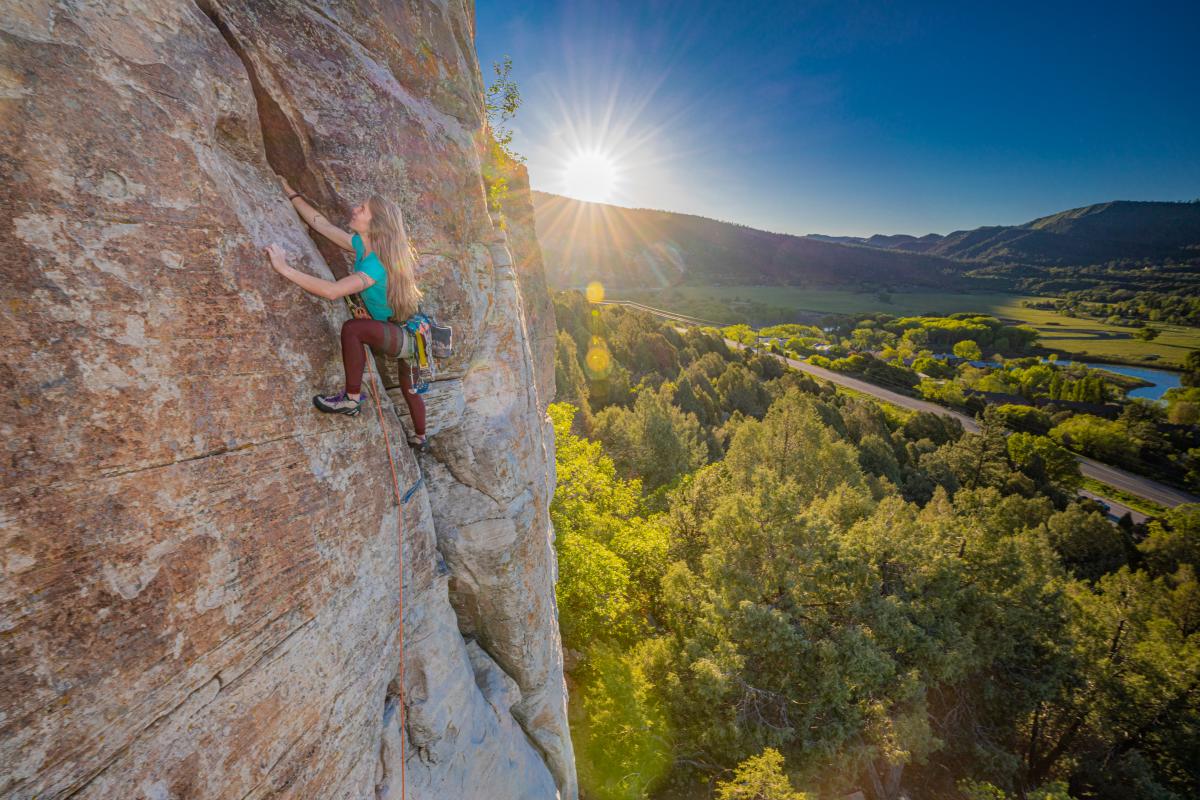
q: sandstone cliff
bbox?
[0,2,574,798]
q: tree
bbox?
[572,644,672,800]
[555,331,591,432]
[593,388,708,491]
[1039,503,1128,580]
[716,748,808,800]
[1182,350,1200,387]
[1025,568,1200,796]
[723,389,865,501]
[482,55,524,213]
[1135,326,1161,341]
[859,433,902,484]
[954,340,983,361]
[723,324,758,347]
[716,363,772,419]
[1049,415,1136,463]
[555,531,635,648]
[1007,432,1082,493]
[920,408,1014,493]
[484,55,523,164]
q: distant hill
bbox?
[531,191,967,290]
[808,201,1200,267]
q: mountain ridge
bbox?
[809,200,1200,266]
[534,192,1200,292]
[531,190,967,291]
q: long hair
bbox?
[366,195,423,321]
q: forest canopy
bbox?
[551,291,1200,800]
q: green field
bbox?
[1081,477,1168,518]
[617,286,1200,368]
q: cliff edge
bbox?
[0,1,574,798]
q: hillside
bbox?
[532,190,967,291]
[809,200,1200,266]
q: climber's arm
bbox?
[266,243,374,300]
[278,175,355,252]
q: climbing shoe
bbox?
[313,389,364,416]
[408,433,430,453]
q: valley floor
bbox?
[617,286,1200,368]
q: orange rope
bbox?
[363,348,407,799]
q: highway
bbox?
[603,300,1200,522]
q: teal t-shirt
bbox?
[351,232,394,321]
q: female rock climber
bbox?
[265,175,428,449]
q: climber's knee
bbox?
[341,317,370,346]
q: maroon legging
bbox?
[340,318,426,436]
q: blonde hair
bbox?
[366,195,423,321]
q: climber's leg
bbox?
[341,318,386,397]
[397,358,428,446]
[315,318,388,416]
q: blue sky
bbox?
[473,1,1199,237]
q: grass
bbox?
[831,384,917,424]
[1081,477,1169,518]
[618,286,1200,368]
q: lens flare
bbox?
[585,335,611,377]
[585,281,605,304]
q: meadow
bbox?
[617,286,1200,367]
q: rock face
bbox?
[0,2,573,799]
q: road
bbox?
[767,349,1200,523]
[604,300,1200,522]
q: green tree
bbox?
[920,408,1014,493]
[716,748,808,800]
[482,55,524,213]
[555,531,635,648]
[593,388,708,491]
[1039,503,1128,580]
[716,363,772,418]
[723,324,758,347]
[555,331,592,432]
[723,389,865,501]
[572,644,672,800]
[1007,432,1082,493]
[1181,350,1200,387]
[859,433,903,485]
[1135,326,1161,341]
[1025,568,1200,796]
[953,339,984,361]
[549,403,660,645]
[1049,415,1137,463]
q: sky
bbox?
[473,1,1200,237]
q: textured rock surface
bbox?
[499,162,557,410]
[0,2,572,798]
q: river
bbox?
[1058,360,1182,401]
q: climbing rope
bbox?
[363,351,408,798]
[352,297,408,799]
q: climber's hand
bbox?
[265,243,289,274]
[351,303,370,319]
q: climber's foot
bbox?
[313,389,363,416]
[408,433,429,452]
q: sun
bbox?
[562,149,618,203]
